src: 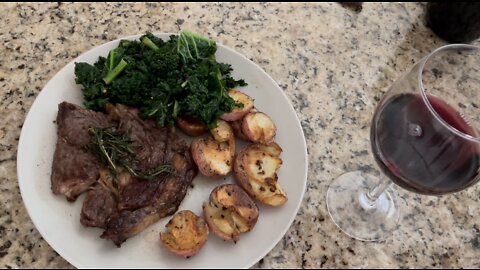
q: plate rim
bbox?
[17,32,308,268]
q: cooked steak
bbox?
[80,185,117,228]
[51,102,113,201]
[117,176,166,211]
[99,104,197,247]
[51,139,103,201]
[106,103,169,172]
[102,174,193,247]
[57,102,112,147]
[52,102,197,246]
[80,170,118,228]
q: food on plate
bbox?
[234,143,287,206]
[220,89,254,121]
[74,31,247,130]
[50,30,288,254]
[210,119,234,142]
[203,184,259,242]
[241,112,277,145]
[101,104,197,247]
[230,118,249,141]
[160,210,209,258]
[80,169,118,228]
[176,116,208,136]
[51,102,114,202]
[191,134,235,177]
[52,101,198,247]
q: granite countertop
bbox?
[1,2,479,268]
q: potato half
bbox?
[210,120,234,142]
[160,210,209,258]
[203,184,259,241]
[230,118,249,141]
[191,135,235,177]
[176,116,208,136]
[241,112,276,145]
[234,143,287,206]
[221,89,254,121]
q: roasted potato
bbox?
[234,143,287,206]
[230,119,249,141]
[160,210,209,258]
[176,116,208,136]
[241,112,276,145]
[221,89,254,121]
[253,142,283,157]
[191,135,235,177]
[203,184,259,241]
[210,120,234,142]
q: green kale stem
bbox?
[141,36,160,51]
[103,59,128,85]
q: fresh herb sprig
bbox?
[88,127,174,180]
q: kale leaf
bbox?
[177,31,217,62]
[74,31,246,128]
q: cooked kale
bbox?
[74,31,247,128]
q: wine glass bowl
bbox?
[327,44,480,241]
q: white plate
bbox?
[17,33,308,268]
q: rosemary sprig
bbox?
[122,163,174,180]
[88,127,134,171]
[88,127,173,180]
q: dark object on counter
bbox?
[339,2,363,12]
[426,3,480,43]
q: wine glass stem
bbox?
[359,177,392,209]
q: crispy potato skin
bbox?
[203,202,239,241]
[191,121,235,177]
[210,184,259,230]
[203,184,259,241]
[241,112,276,145]
[221,89,254,121]
[234,143,287,206]
[176,116,208,136]
[210,120,234,142]
[160,210,209,258]
[191,134,235,178]
[230,119,249,141]
[253,143,282,157]
[174,86,285,252]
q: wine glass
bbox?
[326,44,480,241]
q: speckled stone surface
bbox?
[1,2,480,268]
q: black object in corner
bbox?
[426,3,480,43]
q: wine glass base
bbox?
[326,171,400,241]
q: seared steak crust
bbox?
[51,102,112,201]
[52,102,197,246]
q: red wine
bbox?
[371,93,480,195]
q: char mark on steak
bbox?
[102,172,194,247]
